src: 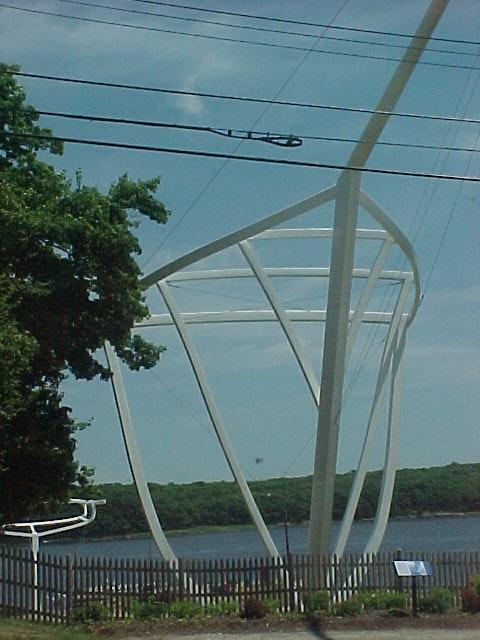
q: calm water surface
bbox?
[43,515,479,560]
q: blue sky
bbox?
[1,0,479,486]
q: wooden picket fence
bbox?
[0,545,479,623]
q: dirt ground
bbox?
[96,613,480,639]
[156,632,480,640]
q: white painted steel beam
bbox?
[347,0,449,169]
[141,186,336,288]
[308,169,361,556]
[106,0,432,559]
[333,280,411,557]
[345,238,393,365]
[359,192,421,326]
[239,240,320,404]
[136,309,405,328]
[254,228,388,240]
[307,0,444,557]
[167,267,410,283]
[117,18,428,554]
[364,322,407,554]
[157,281,280,558]
[103,341,177,563]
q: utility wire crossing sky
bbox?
[1,0,478,485]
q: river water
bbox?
[42,515,479,560]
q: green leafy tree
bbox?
[0,64,169,522]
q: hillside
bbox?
[70,462,479,539]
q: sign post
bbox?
[393,560,433,616]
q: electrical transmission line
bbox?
[54,0,478,60]
[10,107,480,155]
[13,71,480,126]
[8,131,480,182]
[129,0,480,47]
[2,3,480,71]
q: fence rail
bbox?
[1,545,479,623]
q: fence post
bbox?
[394,548,404,593]
[65,555,73,624]
[287,552,296,612]
[178,558,184,602]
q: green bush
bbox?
[72,602,110,623]
[242,597,266,619]
[169,600,203,620]
[354,590,379,610]
[204,601,239,617]
[376,591,408,610]
[419,587,454,614]
[304,590,331,613]
[133,595,169,620]
[334,597,362,616]
[263,597,281,614]
[354,590,406,611]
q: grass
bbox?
[0,620,93,640]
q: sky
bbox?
[1,0,479,488]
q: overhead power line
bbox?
[8,131,480,182]
[13,72,480,126]
[130,0,480,47]
[423,128,480,297]
[139,0,351,270]
[54,0,478,60]
[9,107,480,155]
[2,3,479,72]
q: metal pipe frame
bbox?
[107,0,446,561]
[2,499,106,612]
[137,310,409,328]
[2,499,106,539]
[104,341,177,563]
[307,0,447,556]
[157,281,280,558]
[239,239,320,404]
[365,320,407,554]
[333,280,412,557]
[109,184,420,560]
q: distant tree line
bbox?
[65,462,479,539]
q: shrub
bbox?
[72,602,110,623]
[468,575,480,595]
[263,597,281,614]
[354,590,406,611]
[304,590,331,613]
[419,587,454,614]
[169,600,203,620]
[334,597,362,616]
[242,597,267,619]
[133,595,169,620]
[460,575,480,613]
[460,586,480,613]
[376,591,408,611]
[354,590,379,611]
[204,601,239,617]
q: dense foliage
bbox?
[0,65,169,522]
[65,462,480,539]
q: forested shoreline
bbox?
[32,462,470,541]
